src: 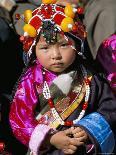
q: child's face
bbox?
[36,34,76,73]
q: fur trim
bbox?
[53,71,76,95]
[29,124,53,155]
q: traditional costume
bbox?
[97,34,116,94]
[9,1,116,155]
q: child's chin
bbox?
[50,68,65,73]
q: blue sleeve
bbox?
[76,112,115,154]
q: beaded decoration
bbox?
[42,66,91,127]
[41,20,58,43]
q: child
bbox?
[9,1,116,155]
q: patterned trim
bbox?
[77,112,115,154]
[36,82,86,129]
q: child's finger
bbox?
[69,144,77,151]
[63,148,76,154]
[76,135,88,143]
[70,138,84,146]
[74,131,88,140]
[71,127,82,134]
[64,128,73,135]
[73,130,85,138]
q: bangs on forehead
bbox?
[38,32,70,44]
[41,20,59,44]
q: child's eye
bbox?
[60,43,69,48]
[39,47,48,51]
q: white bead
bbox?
[68,24,73,29]
[73,8,77,13]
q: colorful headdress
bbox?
[17,0,86,57]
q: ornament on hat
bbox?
[77,7,84,14]
[60,17,74,32]
[24,10,32,23]
[23,9,37,38]
[60,3,79,32]
[42,0,57,4]
[64,3,76,18]
[23,24,37,37]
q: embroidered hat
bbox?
[18,0,86,57]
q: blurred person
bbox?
[0,0,25,154]
[79,0,116,93]
[96,34,116,95]
[78,0,116,95]
[0,0,24,95]
[56,0,79,6]
[79,0,116,59]
[28,0,41,6]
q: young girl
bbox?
[9,1,116,155]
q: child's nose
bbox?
[51,48,62,60]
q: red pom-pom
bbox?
[15,13,20,20]
[23,37,34,52]
[77,7,84,14]
[72,25,78,32]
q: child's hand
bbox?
[71,127,88,143]
[50,128,79,154]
